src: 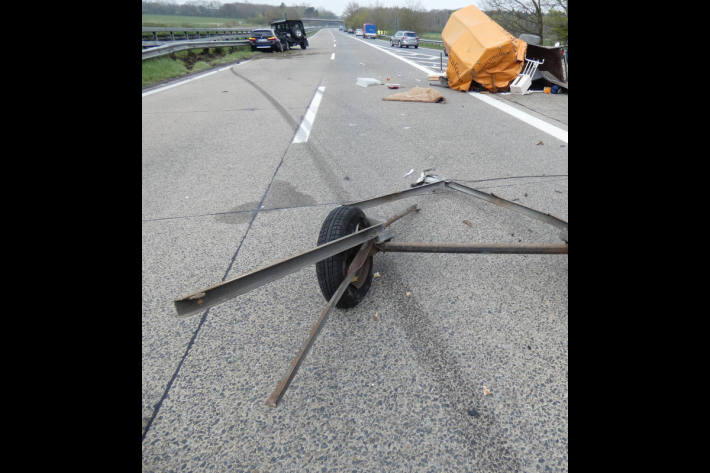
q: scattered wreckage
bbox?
[438,5,567,94]
[174,172,568,407]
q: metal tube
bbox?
[383,205,419,227]
[265,240,374,407]
[376,241,568,254]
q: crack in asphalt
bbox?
[143,60,350,442]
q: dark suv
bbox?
[248,28,288,52]
[270,19,309,50]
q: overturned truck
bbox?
[441,5,567,93]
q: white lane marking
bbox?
[469,92,568,143]
[293,86,326,143]
[330,52,335,60]
[350,36,433,75]
[350,36,568,143]
[142,62,248,97]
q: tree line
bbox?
[343,0,567,44]
[142,1,338,25]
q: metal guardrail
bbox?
[142,40,250,60]
[142,26,254,42]
[142,26,322,60]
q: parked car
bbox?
[355,28,363,37]
[248,28,288,52]
[270,19,309,50]
[390,31,419,48]
[348,28,354,34]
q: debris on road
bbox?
[463,219,473,227]
[428,75,450,88]
[383,87,445,103]
[403,169,414,178]
[537,141,544,145]
[373,312,379,321]
[483,386,492,396]
[406,291,412,297]
[356,77,383,87]
[440,5,567,93]
[387,84,401,89]
[373,272,381,279]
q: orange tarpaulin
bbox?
[442,5,527,92]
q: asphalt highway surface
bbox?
[142,28,568,472]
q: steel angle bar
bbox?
[445,180,568,232]
[344,181,447,209]
[174,222,384,318]
[376,242,568,254]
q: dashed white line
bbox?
[330,52,335,60]
[293,86,326,144]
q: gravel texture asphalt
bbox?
[142,28,567,472]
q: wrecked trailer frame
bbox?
[174,176,568,406]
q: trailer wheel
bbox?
[316,206,373,308]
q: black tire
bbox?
[414,45,418,49]
[300,41,307,49]
[315,206,373,308]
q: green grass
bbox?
[142,46,258,88]
[142,14,254,28]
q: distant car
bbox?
[348,28,354,34]
[270,19,309,50]
[355,28,363,37]
[390,31,419,48]
[248,28,288,52]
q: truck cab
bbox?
[362,23,377,39]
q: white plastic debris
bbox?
[356,77,383,87]
[403,169,414,177]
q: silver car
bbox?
[390,31,419,48]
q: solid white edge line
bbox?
[142,62,246,97]
[469,93,568,143]
[349,35,568,143]
[349,35,433,75]
[292,86,326,144]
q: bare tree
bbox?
[483,0,545,41]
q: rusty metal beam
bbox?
[376,241,568,254]
[174,222,384,318]
[445,181,568,232]
[345,181,446,209]
[265,240,375,407]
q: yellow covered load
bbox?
[442,5,527,92]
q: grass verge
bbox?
[142,46,258,88]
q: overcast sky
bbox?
[170,1,485,17]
